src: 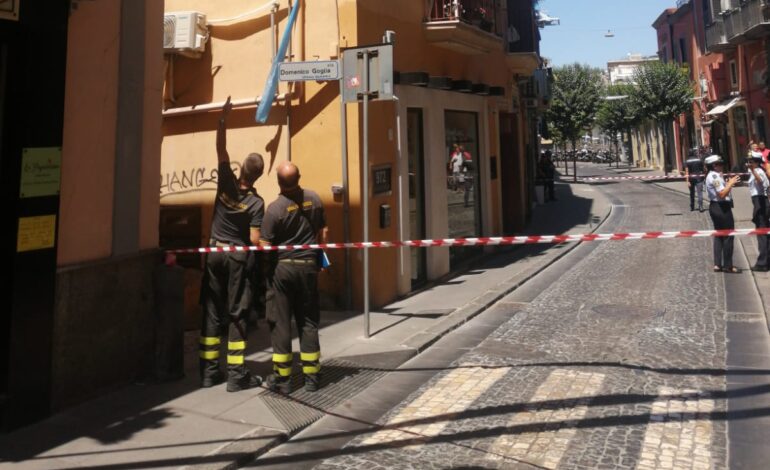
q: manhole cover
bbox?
[261,358,389,432]
[592,304,662,320]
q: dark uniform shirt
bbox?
[262,188,326,260]
[685,157,705,182]
[210,162,264,245]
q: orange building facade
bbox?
[161,0,548,316]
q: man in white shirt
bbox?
[449,145,464,191]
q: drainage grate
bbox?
[262,358,389,432]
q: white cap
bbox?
[704,155,723,165]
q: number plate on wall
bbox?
[372,165,392,196]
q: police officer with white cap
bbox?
[747,152,770,271]
[705,155,741,273]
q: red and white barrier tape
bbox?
[580,173,748,182]
[167,228,770,254]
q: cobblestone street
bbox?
[254,166,770,470]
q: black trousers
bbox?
[544,178,555,201]
[199,250,254,384]
[688,179,703,210]
[752,195,770,267]
[267,261,321,380]
[709,201,735,269]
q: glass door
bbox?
[445,110,481,268]
[407,108,427,288]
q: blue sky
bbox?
[538,0,677,68]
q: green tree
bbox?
[596,83,640,167]
[631,61,694,171]
[547,63,603,180]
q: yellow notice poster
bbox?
[17,215,57,253]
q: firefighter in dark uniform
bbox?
[261,162,328,394]
[199,97,265,392]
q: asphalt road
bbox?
[251,165,770,470]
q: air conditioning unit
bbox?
[164,11,208,58]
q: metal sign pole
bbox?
[362,50,371,339]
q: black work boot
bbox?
[201,373,224,388]
[226,373,263,392]
[265,374,292,394]
[304,374,320,392]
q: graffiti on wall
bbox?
[160,163,241,198]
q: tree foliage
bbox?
[547,63,603,147]
[596,83,640,144]
[631,61,693,122]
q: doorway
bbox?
[445,110,482,268]
[407,108,427,288]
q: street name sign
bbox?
[278,60,340,82]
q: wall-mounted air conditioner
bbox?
[164,11,208,58]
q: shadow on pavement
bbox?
[0,177,604,464]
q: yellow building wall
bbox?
[59,0,163,265]
[162,0,519,309]
[58,0,121,265]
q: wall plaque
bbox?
[372,164,392,195]
[20,147,62,198]
[0,0,20,21]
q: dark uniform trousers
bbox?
[266,260,321,380]
[199,249,254,384]
[709,201,735,268]
[752,195,770,267]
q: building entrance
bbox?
[0,3,68,430]
[407,109,427,288]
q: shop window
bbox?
[445,110,481,268]
[730,60,738,88]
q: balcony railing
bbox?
[722,0,770,43]
[427,0,501,36]
[705,19,733,52]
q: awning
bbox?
[705,97,742,116]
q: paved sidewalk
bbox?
[650,178,770,335]
[0,181,612,470]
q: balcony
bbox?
[722,0,770,44]
[424,0,504,55]
[705,19,734,52]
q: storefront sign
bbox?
[279,60,340,82]
[0,0,20,21]
[17,215,57,252]
[372,165,392,195]
[19,147,62,198]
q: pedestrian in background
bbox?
[262,162,328,394]
[760,141,770,166]
[538,151,557,202]
[199,97,265,392]
[461,146,475,208]
[748,153,770,272]
[448,144,463,191]
[684,149,705,212]
[705,155,741,273]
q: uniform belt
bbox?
[210,239,246,248]
[278,258,316,265]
